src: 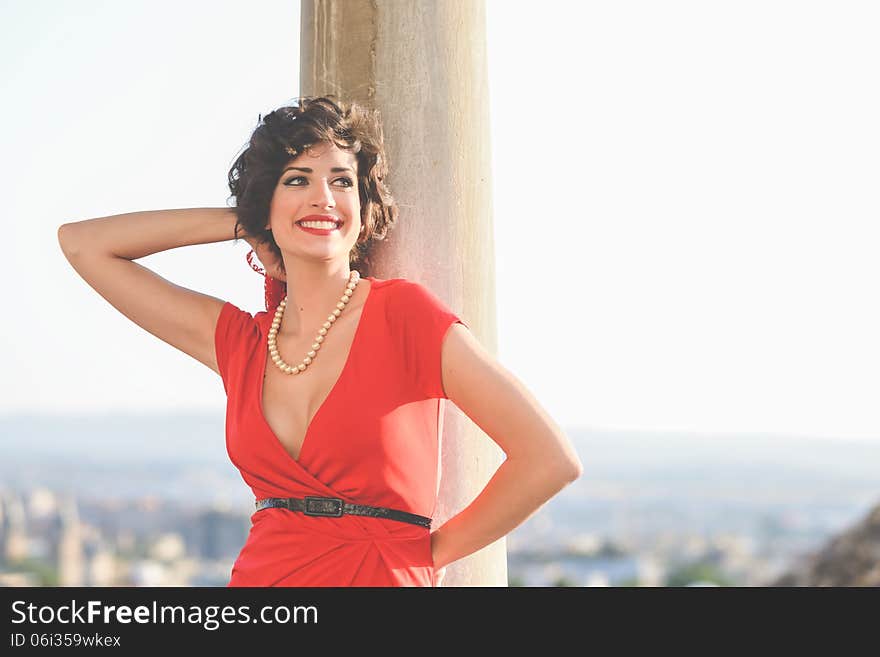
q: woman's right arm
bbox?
[57,208,243,376]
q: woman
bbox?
[58,96,582,587]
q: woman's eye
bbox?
[283,176,353,187]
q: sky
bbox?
[1,1,878,443]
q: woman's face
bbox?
[267,142,361,266]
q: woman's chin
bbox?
[290,247,355,265]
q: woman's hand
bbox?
[244,232,286,283]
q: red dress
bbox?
[214,276,467,586]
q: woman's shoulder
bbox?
[217,299,268,341]
[369,276,444,309]
[369,276,461,324]
[368,275,438,294]
[218,299,262,324]
[214,301,265,387]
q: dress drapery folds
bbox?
[215,276,466,586]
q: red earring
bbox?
[246,249,286,312]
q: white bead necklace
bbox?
[267,270,361,375]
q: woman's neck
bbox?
[278,262,358,337]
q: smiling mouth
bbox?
[295,216,343,230]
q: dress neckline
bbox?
[256,276,376,467]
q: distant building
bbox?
[1,491,29,562]
[186,508,249,561]
[87,544,119,586]
[57,496,85,586]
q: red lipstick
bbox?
[295,214,343,236]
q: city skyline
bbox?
[4,416,879,586]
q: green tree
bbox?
[664,561,732,587]
[617,577,642,587]
[9,558,59,587]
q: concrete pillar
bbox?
[301,0,505,586]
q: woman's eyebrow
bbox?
[281,166,354,174]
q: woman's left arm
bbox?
[431,323,584,571]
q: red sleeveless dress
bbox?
[214,276,467,586]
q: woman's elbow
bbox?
[558,457,583,483]
[548,438,584,482]
[536,452,583,484]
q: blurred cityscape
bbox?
[2,412,878,586]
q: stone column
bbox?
[301,0,505,586]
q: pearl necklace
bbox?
[267,270,361,375]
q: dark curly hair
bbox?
[227,95,398,268]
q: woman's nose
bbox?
[310,179,335,208]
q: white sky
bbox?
[1,1,878,442]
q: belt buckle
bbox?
[303,496,344,518]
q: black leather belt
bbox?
[255,496,432,529]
